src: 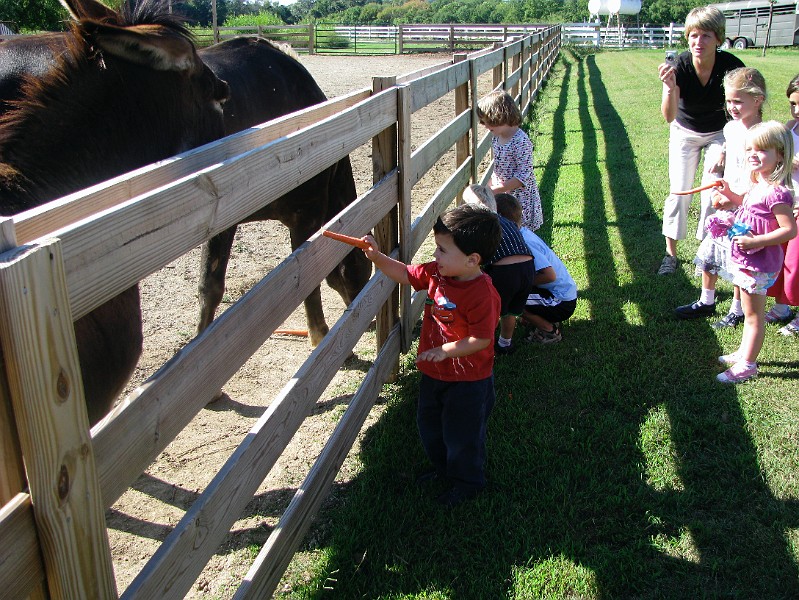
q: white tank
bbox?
[588,0,611,15]
[607,0,642,14]
[589,0,641,14]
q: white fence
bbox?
[562,22,686,47]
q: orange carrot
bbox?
[322,229,370,250]
[273,329,308,337]
[673,181,722,196]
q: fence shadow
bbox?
[308,50,799,598]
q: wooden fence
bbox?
[0,26,560,599]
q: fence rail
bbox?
[0,27,561,599]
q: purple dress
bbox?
[729,182,793,293]
[491,128,543,231]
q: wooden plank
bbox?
[472,45,504,79]
[410,110,471,187]
[14,89,370,246]
[0,240,116,599]
[476,130,492,165]
[395,57,454,85]
[0,493,46,599]
[53,90,397,322]
[93,178,397,508]
[410,160,471,257]
[407,61,469,113]
[233,315,403,600]
[120,269,395,600]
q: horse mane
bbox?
[118,0,193,40]
[264,38,300,61]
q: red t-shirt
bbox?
[406,262,500,381]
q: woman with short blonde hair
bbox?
[655,6,745,278]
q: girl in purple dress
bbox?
[714,121,797,383]
[476,90,543,231]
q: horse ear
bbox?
[59,0,118,24]
[86,23,202,74]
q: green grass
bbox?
[286,47,799,599]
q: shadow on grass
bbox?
[312,53,799,599]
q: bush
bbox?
[322,34,351,49]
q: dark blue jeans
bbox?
[417,374,495,490]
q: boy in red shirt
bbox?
[361,204,502,507]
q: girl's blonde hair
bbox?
[724,67,767,117]
[476,90,522,128]
[463,184,497,212]
[746,120,795,188]
[684,6,726,45]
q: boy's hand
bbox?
[417,346,448,363]
[361,234,380,260]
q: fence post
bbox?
[398,25,404,55]
[449,26,455,52]
[469,57,480,185]
[0,238,116,598]
[308,23,315,54]
[492,42,503,90]
[454,53,470,202]
[397,84,413,354]
[371,76,400,374]
[0,218,48,600]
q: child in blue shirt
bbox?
[495,193,578,343]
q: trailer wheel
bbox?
[732,37,749,49]
[720,38,732,49]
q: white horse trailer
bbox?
[709,0,799,48]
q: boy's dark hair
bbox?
[494,192,522,226]
[433,203,501,262]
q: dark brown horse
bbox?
[196,37,371,346]
[0,30,371,348]
[0,0,229,424]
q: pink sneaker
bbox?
[717,362,758,384]
[718,352,741,366]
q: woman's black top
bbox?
[674,50,745,133]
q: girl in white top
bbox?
[674,68,766,327]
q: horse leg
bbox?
[197,225,237,335]
[325,248,372,307]
[74,285,143,425]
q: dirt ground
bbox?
[107,52,481,598]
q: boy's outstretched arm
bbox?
[417,336,491,363]
[361,234,411,285]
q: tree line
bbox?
[2,0,703,34]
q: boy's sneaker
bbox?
[657,255,677,275]
[526,323,562,344]
[494,342,516,355]
[711,312,744,329]
[435,485,481,508]
[779,315,799,336]
[717,362,758,384]
[765,306,793,324]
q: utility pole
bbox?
[212,0,219,44]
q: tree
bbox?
[0,0,68,32]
